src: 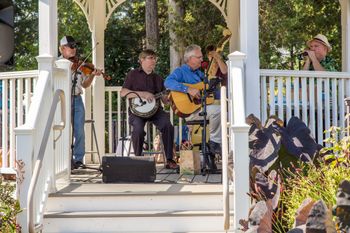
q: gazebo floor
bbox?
[70,163,222,184]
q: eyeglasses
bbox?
[191,55,203,59]
[145,56,158,61]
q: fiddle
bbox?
[69,56,111,81]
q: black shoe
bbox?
[209,140,221,155]
[208,154,217,171]
[73,161,86,169]
[166,159,179,170]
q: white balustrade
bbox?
[260,69,350,145]
[0,70,38,174]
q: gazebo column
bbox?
[17,0,58,231]
[226,0,240,51]
[90,0,106,159]
[38,0,57,57]
[240,0,260,117]
[340,0,350,72]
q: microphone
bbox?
[297,51,308,60]
[201,61,209,70]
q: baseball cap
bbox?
[60,35,78,48]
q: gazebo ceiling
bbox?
[73,0,229,31]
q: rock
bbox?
[336,180,350,207]
[248,200,273,233]
[287,224,306,233]
[334,180,350,231]
[305,200,336,233]
[294,198,315,227]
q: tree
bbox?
[12,0,38,71]
[170,0,228,61]
[168,0,184,71]
[145,0,159,50]
[259,0,341,70]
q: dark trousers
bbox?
[129,109,174,160]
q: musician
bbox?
[302,34,337,71]
[164,44,221,171]
[205,44,228,155]
[120,49,178,170]
[59,35,102,169]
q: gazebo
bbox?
[2,0,350,232]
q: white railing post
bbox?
[227,51,250,231]
[53,59,72,184]
[15,127,34,233]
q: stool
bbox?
[186,119,209,149]
[127,122,167,167]
[85,119,102,165]
[185,119,217,173]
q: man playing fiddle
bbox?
[59,35,102,169]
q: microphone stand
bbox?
[121,91,145,157]
[199,57,215,175]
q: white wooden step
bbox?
[46,183,227,212]
[44,183,235,232]
[43,210,232,233]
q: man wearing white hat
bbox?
[302,34,337,71]
[59,35,102,170]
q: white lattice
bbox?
[208,0,228,21]
[73,0,93,30]
[106,0,126,22]
[73,0,126,30]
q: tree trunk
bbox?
[168,0,184,71]
[145,0,159,50]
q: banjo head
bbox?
[131,98,159,118]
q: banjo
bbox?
[130,90,170,118]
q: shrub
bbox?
[279,125,350,230]
[0,177,21,232]
[280,160,350,229]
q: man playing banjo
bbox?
[120,49,179,169]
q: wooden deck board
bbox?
[70,163,222,184]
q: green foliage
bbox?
[12,0,38,71]
[104,0,170,86]
[321,126,350,167]
[259,0,341,70]
[276,126,350,230]
[170,0,228,58]
[280,159,350,230]
[0,178,21,232]
[58,0,91,58]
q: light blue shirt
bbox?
[164,64,204,93]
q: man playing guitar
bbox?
[121,49,178,170]
[165,44,222,172]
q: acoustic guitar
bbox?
[169,82,215,118]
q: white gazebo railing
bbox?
[104,86,183,155]
[260,69,350,144]
[0,70,39,174]
[15,58,72,233]
[223,52,250,231]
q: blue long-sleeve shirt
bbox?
[164,64,204,93]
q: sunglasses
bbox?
[66,43,77,49]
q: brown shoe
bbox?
[166,160,179,169]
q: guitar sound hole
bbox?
[193,99,201,105]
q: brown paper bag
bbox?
[179,150,201,175]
